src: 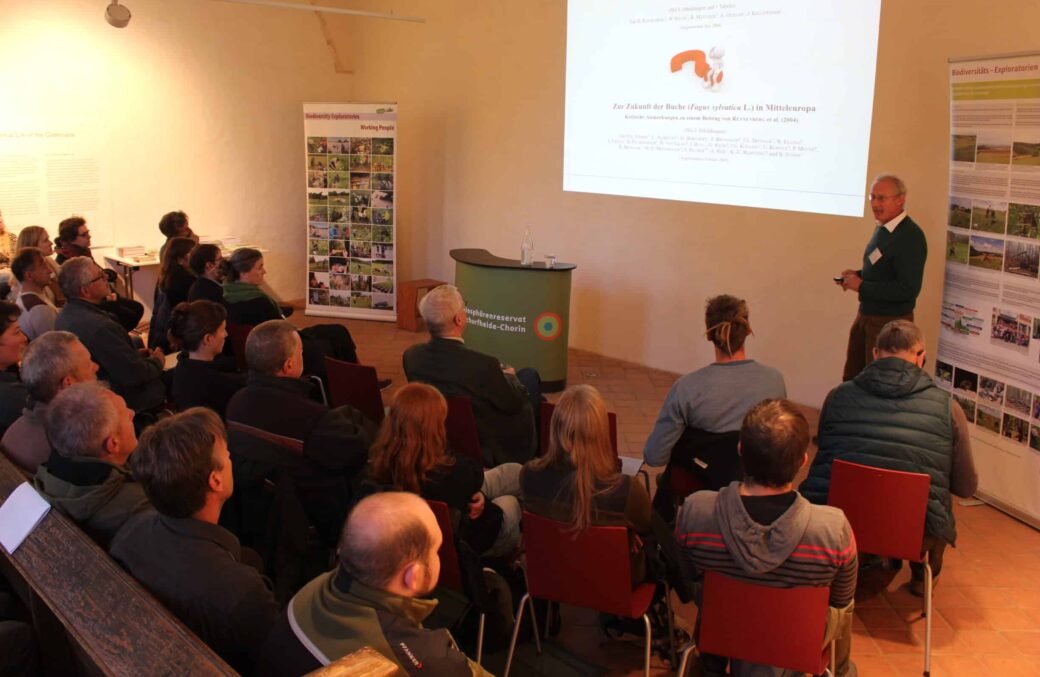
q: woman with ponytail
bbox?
[168,300,245,417]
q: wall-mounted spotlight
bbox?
[105,1,132,28]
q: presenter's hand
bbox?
[468,492,486,519]
[841,272,863,292]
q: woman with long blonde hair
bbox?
[522,385,652,581]
[369,383,523,557]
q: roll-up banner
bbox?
[303,102,397,321]
[941,53,1040,528]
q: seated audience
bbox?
[644,295,786,514]
[801,320,978,596]
[12,248,58,340]
[522,384,652,583]
[260,492,491,676]
[157,210,197,262]
[55,257,166,416]
[169,300,245,417]
[676,399,857,677]
[0,301,28,435]
[33,382,150,546]
[111,408,278,675]
[55,216,144,332]
[404,284,539,465]
[0,210,17,294]
[187,243,226,305]
[224,320,375,551]
[149,236,198,351]
[370,383,523,557]
[2,331,98,473]
[15,225,64,306]
[223,247,359,378]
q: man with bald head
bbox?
[836,174,927,381]
[261,492,492,676]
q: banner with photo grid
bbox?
[938,54,1040,527]
[303,102,397,320]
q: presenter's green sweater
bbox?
[858,216,927,317]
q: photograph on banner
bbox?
[940,53,1040,525]
[302,102,397,321]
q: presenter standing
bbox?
[837,174,927,381]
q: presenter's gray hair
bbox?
[872,173,907,196]
[419,285,464,337]
[245,320,300,376]
[46,381,121,459]
[876,320,923,354]
[21,331,85,403]
[58,256,101,299]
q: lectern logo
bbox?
[534,312,563,341]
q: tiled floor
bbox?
[297,314,1040,676]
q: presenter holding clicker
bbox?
[836,174,927,382]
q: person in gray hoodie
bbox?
[675,399,857,677]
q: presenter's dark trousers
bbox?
[843,311,913,382]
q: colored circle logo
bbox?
[534,312,562,341]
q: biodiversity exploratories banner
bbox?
[303,103,397,320]
[938,53,1040,527]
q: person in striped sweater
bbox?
[675,399,858,677]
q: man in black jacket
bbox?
[403,284,538,465]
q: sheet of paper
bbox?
[0,482,51,555]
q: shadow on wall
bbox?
[571,286,647,368]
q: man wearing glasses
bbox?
[836,174,927,382]
[801,320,977,597]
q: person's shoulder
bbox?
[896,215,927,240]
[675,489,721,528]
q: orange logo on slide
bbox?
[670,47,725,90]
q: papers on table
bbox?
[0,482,51,554]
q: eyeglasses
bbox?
[868,193,902,202]
[88,272,107,285]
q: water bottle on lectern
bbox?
[520,228,534,266]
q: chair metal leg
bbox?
[642,613,653,677]
[637,465,651,494]
[528,594,542,654]
[677,642,696,676]
[504,593,528,677]
[923,554,932,677]
[475,612,485,665]
[664,582,679,668]
[829,638,836,676]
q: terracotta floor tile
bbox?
[1002,630,1040,655]
[857,606,911,630]
[868,627,925,654]
[930,654,987,676]
[984,607,1040,631]
[976,654,1040,676]
[944,628,1017,654]
[937,606,995,630]
[847,655,901,676]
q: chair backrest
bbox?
[521,510,636,617]
[539,401,618,456]
[227,323,254,372]
[446,396,485,466]
[426,499,463,591]
[226,420,305,455]
[699,570,830,675]
[827,459,930,562]
[324,357,384,423]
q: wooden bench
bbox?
[397,278,447,331]
[0,454,235,676]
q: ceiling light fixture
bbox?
[105,0,132,28]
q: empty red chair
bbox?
[504,511,665,677]
[827,459,933,676]
[427,500,487,665]
[324,356,385,424]
[679,570,834,675]
[227,323,254,372]
[445,396,485,466]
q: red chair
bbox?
[446,396,485,467]
[324,356,385,424]
[539,401,618,455]
[427,500,487,665]
[504,511,665,677]
[827,460,933,676]
[679,570,834,676]
[227,323,254,372]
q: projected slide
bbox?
[563,1,882,217]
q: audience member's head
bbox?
[245,319,303,378]
[418,284,465,338]
[57,216,90,251]
[536,384,618,530]
[705,294,751,357]
[739,399,810,489]
[227,248,265,284]
[158,236,197,291]
[21,331,98,404]
[11,247,49,286]
[16,226,54,256]
[337,492,442,598]
[58,257,107,302]
[874,320,925,368]
[188,243,223,280]
[370,383,450,493]
[131,408,231,519]
[158,210,192,240]
[46,382,137,465]
[0,301,26,370]
[168,300,227,356]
